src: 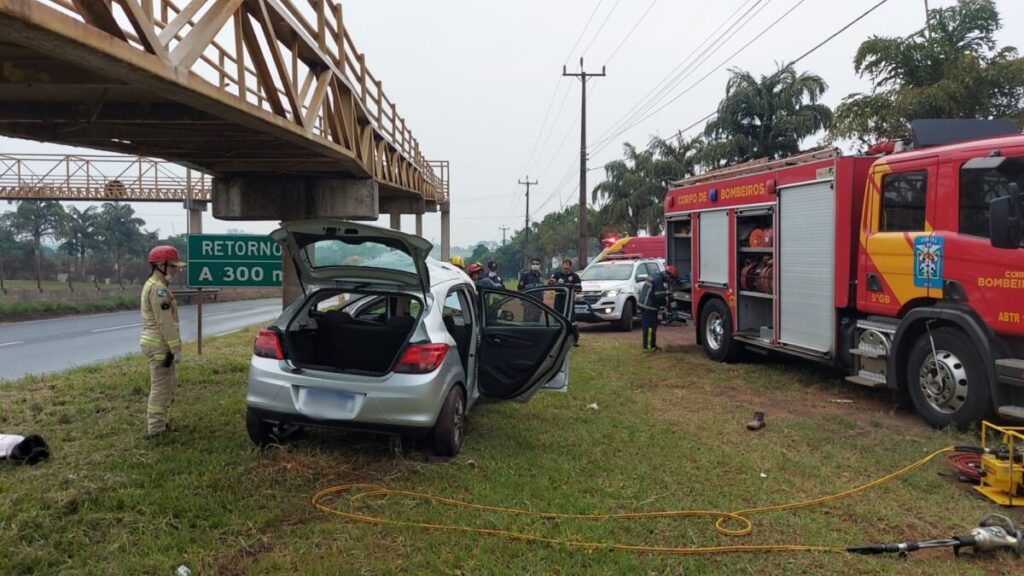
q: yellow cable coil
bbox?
[312,447,953,555]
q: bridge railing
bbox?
[33,0,442,202]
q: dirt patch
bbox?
[577,322,928,434]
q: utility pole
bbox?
[518,177,537,268]
[563,58,605,270]
[499,225,510,246]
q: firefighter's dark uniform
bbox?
[638,270,670,351]
[140,270,182,436]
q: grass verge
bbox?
[0,294,138,321]
[0,328,1019,575]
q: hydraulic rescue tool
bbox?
[849,513,1022,557]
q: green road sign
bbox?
[187,234,283,288]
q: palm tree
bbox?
[592,143,663,236]
[8,200,66,292]
[60,206,100,287]
[703,64,832,165]
[97,202,147,288]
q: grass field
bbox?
[0,326,1019,575]
[0,279,136,294]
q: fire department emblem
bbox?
[913,236,944,289]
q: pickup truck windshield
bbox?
[581,263,634,281]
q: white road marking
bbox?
[91,323,143,333]
[0,341,24,347]
[203,311,232,317]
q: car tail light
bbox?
[393,343,449,374]
[254,329,284,360]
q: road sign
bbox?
[187,234,283,288]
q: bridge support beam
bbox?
[415,214,423,236]
[440,203,451,260]
[212,177,379,221]
[389,213,401,231]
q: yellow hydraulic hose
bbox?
[311,447,954,556]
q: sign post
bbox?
[187,234,283,353]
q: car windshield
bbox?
[582,263,634,281]
[303,239,415,273]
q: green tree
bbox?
[97,202,147,288]
[0,215,20,294]
[8,200,66,291]
[831,0,1024,145]
[703,64,831,165]
[60,206,101,284]
[592,143,663,236]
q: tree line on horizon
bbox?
[467,0,1023,277]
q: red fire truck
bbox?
[663,120,1024,429]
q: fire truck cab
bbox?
[664,121,1024,429]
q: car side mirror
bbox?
[990,194,1022,249]
[636,274,649,282]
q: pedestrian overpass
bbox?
[0,0,449,255]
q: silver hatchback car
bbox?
[246,220,575,456]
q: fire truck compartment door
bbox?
[779,180,835,353]
[698,210,729,285]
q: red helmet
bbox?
[466,262,484,275]
[148,245,185,267]
[665,265,679,278]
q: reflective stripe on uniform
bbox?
[166,339,181,348]
[147,403,167,414]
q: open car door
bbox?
[521,285,575,393]
[476,287,573,401]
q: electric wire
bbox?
[597,0,893,152]
[579,0,623,61]
[602,0,662,65]
[587,0,766,151]
[313,447,955,556]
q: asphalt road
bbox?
[0,298,281,382]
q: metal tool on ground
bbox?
[849,513,1022,557]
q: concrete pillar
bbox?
[389,212,401,230]
[415,213,423,236]
[212,176,379,220]
[440,203,451,260]
[186,201,206,235]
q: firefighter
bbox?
[466,262,485,284]
[450,255,465,270]
[140,245,186,438]
[638,265,678,352]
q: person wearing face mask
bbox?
[483,260,503,287]
[548,259,582,318]
[140,245,186,439]
[517,257,545,291]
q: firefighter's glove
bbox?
[162,352,174,368]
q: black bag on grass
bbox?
[0,434,51,466]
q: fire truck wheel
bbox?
[617,299,634,331]
[906,327,992,430]
[700,298,743,363]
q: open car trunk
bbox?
[283,290,422,375]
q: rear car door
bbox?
[476,288,573,400]
[521,285,575,392]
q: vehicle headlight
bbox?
[603,289,619,298]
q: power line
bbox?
[590,0,773,151]
[603,0,662,65]
[591,0,810,153]
[564,0,605,66]
[611,0,893,147]
[579,0,623,61]
[518,177,538,264]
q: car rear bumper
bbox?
[246,355,459,431]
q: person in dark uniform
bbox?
[517,257,545,290]
[638,265,678,352]
[548,259,582,318]
[485,261,503,287]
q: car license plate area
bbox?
[295,387,361,420]
[574,305,589,315]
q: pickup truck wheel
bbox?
[432,385,466,457]
[700,298,743,363]
[617,299,634,332]
[906,327,991,430]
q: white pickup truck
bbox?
[574,258,665,331]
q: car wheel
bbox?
[700,298,743,363]
[906,327,991,430]
[617,299,634,332]
[246,408,277,447]
[432,385,466,457]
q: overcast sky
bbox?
[2,0,1022,249]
